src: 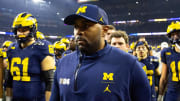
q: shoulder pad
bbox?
[8,42,17,50]
[162,47,172,56]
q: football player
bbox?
[5,12,55,101]
[134,41,160,101]
[158,21,180,101]
[0,49,3,101]
[60,38,70,48]
[61,37,76,56]
[1,41,13,68]
[69,36,76,52]
[1,40,13,94]
[53,41,66,60]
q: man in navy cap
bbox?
[50,4,151,101]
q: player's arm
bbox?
[41,55,55,101]
[155,68,161,76]
[154,56,161,76]
[131,61,151,101]
[6,88,12,101]
[3,59,8,68]
[5,69,13,101]
[2,51,8,68]
[158,62,168,101]
[155,67,161,92]
[2,49,13,101]
[0,56,3,101]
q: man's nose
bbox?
[75,28,85,36]
[139,48,144,51]
[114,44,120,47]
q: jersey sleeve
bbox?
[160,48,167,64]
[36,40,55,62]
[130,60,151,101]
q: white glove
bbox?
[157,95,164,101]
[0,98,2,101]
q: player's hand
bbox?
[157,95,164,101]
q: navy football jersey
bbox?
[139,56,159,101]
[161,47,180,90]
[7,40,54,100]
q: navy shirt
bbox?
[7,40,54,100]
[50,44,151,101]
[62,49,72,57]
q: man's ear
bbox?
[101,25,109,37]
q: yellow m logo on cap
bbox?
[76,6,87,14]
[99,16,104,23]
[103,72,114,81]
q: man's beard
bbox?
[76,40,100,55]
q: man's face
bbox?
[54,49,63,56]
[110,37,128,51]
[135,45,148,59]
[105,29,115,43]
[69,38,76,51]
[17,27,30,38]
[170,31,180,41]
[74,18,103,54]
[3,47,8,51]
[54,49,64,59]
[54,49,59,55]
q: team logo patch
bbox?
[150,58,158,62]
[102,72,114,93]
[59,78,70,85]
[99,16,104,23]
[103,72,114,81]
[104,84,111,93]
[76,6,87,14]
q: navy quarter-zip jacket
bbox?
[50,43,151,101]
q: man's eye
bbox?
[107,33,110,35]
[84,24,89,29]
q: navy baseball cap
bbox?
[64,4,109,25]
